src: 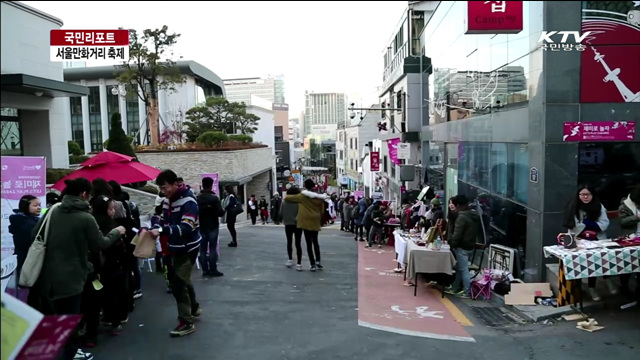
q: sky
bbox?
[23,1,409,116]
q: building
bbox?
[288,118,300,141]
[376,1,436,208]
[63,61,226,153]
[419,1,640,282]
[223,75,285,105]
[1,1,88,169]
[304,91,347,137]
[273,103,289,142]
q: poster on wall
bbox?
[386,138,401,165]
[1,157,47,260]
[580,1,640,103]
[563,121,636,141]
[370,151,380,172]
[200,173,220,195]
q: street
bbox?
[89,222,640,360]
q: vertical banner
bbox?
[200,173,220,196]
[1,157,47,260]
[370,151,380,172]
[386,138,401,165]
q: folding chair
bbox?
[470,269,492,300]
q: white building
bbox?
[63,61,225,153]
[245,103,277,194]
[304,92,347,137]
[223,75,285,105]
[1,1,88,169]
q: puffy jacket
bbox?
[449,209,480,251]
[153,185,201,254]
[8,210,40,269]
[618,196,639,236]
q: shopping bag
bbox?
[133,230,157,259]
[19,203,61,287]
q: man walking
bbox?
[197,177,224,278]
[151,170,202,337]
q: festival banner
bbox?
[386,138,402,165]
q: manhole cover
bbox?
[469,306,528,327]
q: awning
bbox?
[1,73,89,98]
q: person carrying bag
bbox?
[19,202,61,288]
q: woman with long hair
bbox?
[562,184,613,301]
[223,185,239,247]
[281,186,304,270]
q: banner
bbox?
[1,157,47,260]
[386,138,401,165]
[370,151,380,172]
[200,173,220,196]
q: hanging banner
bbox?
[370,151,380,172]
[200,173,220,196]
[386,138,401,165]
[465,1,523,34]
[1,156,47,260]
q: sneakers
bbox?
[110,325,123,336]
[444,287,458,295]
[316,262,324,270]
[286,260,293,268]
[589,288,602,301]
[121,316,129,324]
[310,265,317,272]
[204,271,224,277]
[606,278,618,295]
[133,290,142,299]
[455,291,471,299]
[170,322,196,337]
[228,241,237,248]
[74,349,94,360]
[295,264,302,271]
[192,306,202,318]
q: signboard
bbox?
[465,1,523,34]
[200,173,220,195]
[50,29,129,62]
[396,143,410,160]
[562,121,636,142]
[529,167,539,183]
[272,103,289,111]
[1,157,47,260]
[353,190,365,199]
[370,151,380,172]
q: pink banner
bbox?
[370,151,380,172]
[200,173,220,196]
[1,156,46,200]
[386,138,401,165]
[563,121,636,142]
[17,315,82,360]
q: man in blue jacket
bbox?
[151,170,202,337]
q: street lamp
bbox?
[111,85,127,97]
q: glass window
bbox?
[510,144,529,204]
[106,85,120,130]
[1,113,22,156]
[578,142,640,210]
[426,142,445,190]
[88,87,102,152]
[126,85,140,141]
[69,97,84,150]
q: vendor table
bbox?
[404,240,456,297]
[543,241,640,310]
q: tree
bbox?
[116,25,186,148]
[106,112,136,157]
[183,97,261,142]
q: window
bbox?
[88,87,102,152]
[1,108,22,156]
[126,85,140,141]
[106,85,120,130]
[70,97,84,150]
[578,142,640,211]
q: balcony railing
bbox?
[382,42,409,89]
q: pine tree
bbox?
[106,112,136,157]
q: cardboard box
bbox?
[504,283,553,305]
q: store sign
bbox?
[370,151,380,172]
[466,1,523,34]
[397,143,411,160]
[562,121,636,142]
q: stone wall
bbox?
[246,171,271,202]
[126,187,158,218]
[137,147,274,191]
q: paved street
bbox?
[90,222,640,360]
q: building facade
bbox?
[419,1,640,282]
[223,75,285,105]
[1,1,88,169]
[304,92,347,137]
[63,61,225,153]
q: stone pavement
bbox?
[87,224,640,360]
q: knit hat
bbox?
[430,198,441,206]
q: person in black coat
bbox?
[9,194,42,287]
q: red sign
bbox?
[370,151,380,172]
[579,2,640,103]
[16,315,82,360]
[563,121,636,142]
[465,1,523,34]
[50,29,129,46]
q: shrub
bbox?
[46,168,74,184]
[104,135,134,149]
[68,141,84,156]
[69,155,90,164]
[196,131,228,147]
[106,113,136,157]
[229,134,253,143]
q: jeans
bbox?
[451,248,473,295]
[200,228,220,273]
[80,278,102,342]
[102,273,128,328]
[368,226,383,246]
[250,211,257,225]
[302,230,319,265]
[170,252,199,324]
[285,225,303,264]
[227,214,237,243]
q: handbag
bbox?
[232,202,244,215]
[557,232,577,249]
[19,203,60,287]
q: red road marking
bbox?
[358,244,475,342]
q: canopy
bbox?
[52,161,161,191]
[81,151,134,167]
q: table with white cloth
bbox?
[403,240,457,297]
[543,240,640,309]
[393,230,410,269]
